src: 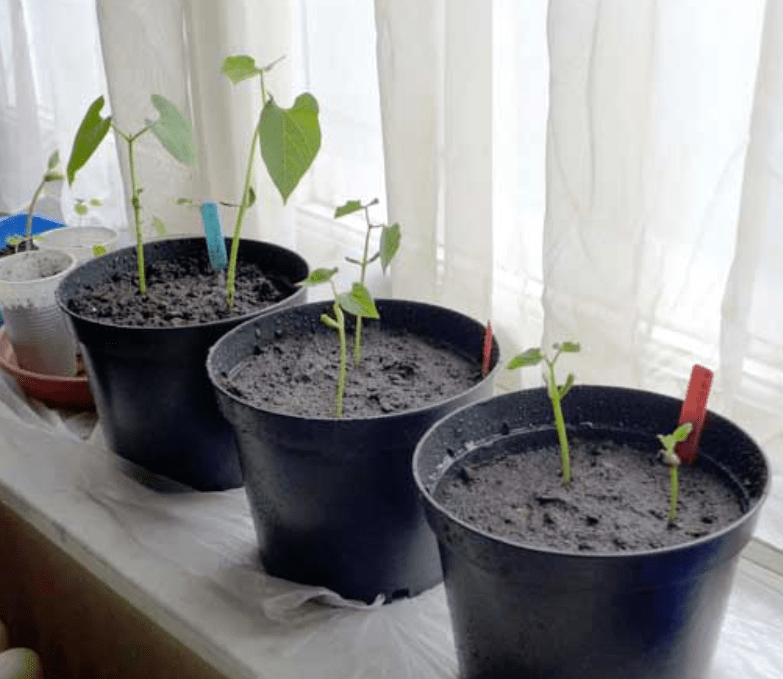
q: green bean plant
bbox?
[300,267,379,418]
[333,198,400,365]
[66,94,196,294]
[13,150,65,252]
[221,55,322,308]
[506,341,581,485]
[657,422,693,525]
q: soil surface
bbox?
[65,249,296,327]
[225,323,482,418]
[0,240,37,258]
[434,435,744,553]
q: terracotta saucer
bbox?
[0,327,94,410]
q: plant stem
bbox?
[227,72,267,309]
[547,360,571,486]
[668,466,679,524]
[126,133,147,295]
[19,178,47,253]
[334,301,347,418]
[353,208,375,366]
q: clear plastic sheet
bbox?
[0,369,780,678]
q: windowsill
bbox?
[0,375,781,677]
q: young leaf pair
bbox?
[300,200,401,418]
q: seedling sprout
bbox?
[300,267,379,417]
[507,341,580,485]
[67,94,196,294]
[15,150,65,252]
[657,422,693,525]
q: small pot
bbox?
[0,249,77,376]
[413,386,769,679]
[56,237,308,491]
[207,300,500,603]
[37,225,119,263]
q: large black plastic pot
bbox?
[207,300,500,603]
[56,237,308,491]
[413,386,769,679]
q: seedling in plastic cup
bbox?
[507,341,581,485]
[300,267,379,418]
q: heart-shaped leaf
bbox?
[334,200,364,219]
[338,282,379,319]
[301,267,338,287]
[222,55,262,84]
[380,223,401,273]
[67,96,112,185]
[148,95,196,166]
[258,93,321,204]
[507,348,544,370]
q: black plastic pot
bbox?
[56,237,308,491]
[413,386,769,679]
[207,300,500,603]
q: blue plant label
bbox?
[201,201,227,270]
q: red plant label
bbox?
[481,321,493,378]
[676,364,713,465]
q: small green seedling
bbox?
[507,341,581,485]
[15,150,65,252]
[74,197,103,217]
[657,422,693,525]
[221,55,322,308]
[334,198,400,365]
[300,267,379,417]
[67,94,196,295]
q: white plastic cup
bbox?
[37,225,118,263]
[0,249,77,376]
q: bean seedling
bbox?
[14,150,65,252]
[221,55,322,308]
[66,94,196,295]
[657,422,693,525]
[300,267,379,417]
[333,198,400,365]
[506,341,581,485]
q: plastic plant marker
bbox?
[676,364,713,464]
[481,321,493,378]
[201,202,228,270]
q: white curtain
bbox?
[376,0,782,547]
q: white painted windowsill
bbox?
[0,366,781,678]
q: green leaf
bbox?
[221,55,262,84]
[672,422,693,442]
[559,373,575,398]
[507,348,544,370]
[148,95,196,166]
[560,341,581,353]
[152,217,167,237]
[90,198,102,207]
[380,223,401,273]
[67,95,112,186]
[338,282,380,319]
[245,185,256,208]
[258,93,321,204]
[175,197,193,206]
[47,150,60,170]
[300,267,338,287]
[43,172,64,183]
[334,200,364,219]
[74,201,89,216]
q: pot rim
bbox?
[55,236,309,332]
[413,384,772,561]
[207,298,502,424]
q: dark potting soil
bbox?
[66,250,295,327]
[434,435,745,553]
[225,323,482,418]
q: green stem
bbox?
[126,135,146,295]
[353,207,375,366]
[334,302,347,418]
[20,178,47,252]
[668,466,679,524]
[227,72,267,309]
[547,361,571,486]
